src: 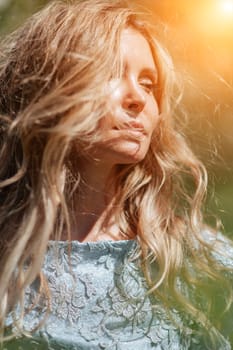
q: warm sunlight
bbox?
[191,0,233,39]
[221,0,233,14]
[219,0,233,14]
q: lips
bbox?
[126,120,144,130]
[112,119,145,133]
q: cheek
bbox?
[148,101,160,132]
[150,115,162,147]
[99,84,124,130]
[106,79,123,111]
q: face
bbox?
[92,27,160,166]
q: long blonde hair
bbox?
[0,0,232,343]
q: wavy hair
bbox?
[0,0,232,344]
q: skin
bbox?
[93,27,160,166]
[70,27,160,242]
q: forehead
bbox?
[120,27,157,72]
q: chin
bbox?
[114,146,148,165]
[91,140,150,166]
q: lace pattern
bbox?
[4,239,232,350]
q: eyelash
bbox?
[140,81,157,94]
[140,79,157,93]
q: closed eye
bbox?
[140,80,158,94]
[139,67,158,95]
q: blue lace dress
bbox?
[4,238,233,349]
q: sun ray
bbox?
[219,0,233,15]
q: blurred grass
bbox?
[0,0,48,34]
[206,177,233,238]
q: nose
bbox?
[122,81,146,115]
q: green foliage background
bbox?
[0,0,48,33]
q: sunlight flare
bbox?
[218,0,233,15]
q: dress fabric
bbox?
[3,238,233,350]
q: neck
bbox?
[67,159,122,242]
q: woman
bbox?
[0,0,232,348]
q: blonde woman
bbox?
[0,0,232,349]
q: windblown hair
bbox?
[0,0,232,344]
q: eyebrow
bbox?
[140,68,158,82]
[123,64,158,82]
